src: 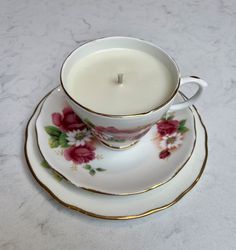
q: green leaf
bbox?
[59,133,69,148]
[49,136,60,148]
[45,126,61,137]
[41,160,50,169]
[89,169,96,176]
[52,171,63,181]
[96,168,106,172]
[179,120,186,128]
[178,126,189,134]
[83,164,92,170]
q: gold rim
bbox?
[34,88,197,196]
[24,95,208,220]
[60,36,181,118]
[99,139,139,150]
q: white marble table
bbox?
[1,0,236,249]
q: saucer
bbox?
[25,93,207,220]
[35,87,196,195]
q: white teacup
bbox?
[60,37,207,149]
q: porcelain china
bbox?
[25,92,207,220]
[61,37,208,149]
[35,87,196,195]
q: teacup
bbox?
[60,36,207,149]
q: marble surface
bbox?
[0,0,236,249]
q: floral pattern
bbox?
[41,160,64,182]
[64,144,96,164]
[52,107,86,132]
[84,119,151,143]
[44,107,105,176]
[66,129,92,146]
[155,113,189,159]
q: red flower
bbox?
[157,120,179,136]
[64,144,96,164]
[52,107,86,132]
[159,149,171,159]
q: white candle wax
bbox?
[66,48,175,115]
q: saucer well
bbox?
[25,93,207,220]
[35,87,196,195]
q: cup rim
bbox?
[60,36,181,118]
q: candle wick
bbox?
[117,73,124,84]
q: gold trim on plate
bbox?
[24,89,207,220]
[24,96,208,220]
[33,88,197,196]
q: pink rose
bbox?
[52,107,86,132]
[159,149,171,159]
[64,144,96,164]
[157,120,179,136]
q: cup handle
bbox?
[169,76,208,111]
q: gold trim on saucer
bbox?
[33,88,197,196]
[24,93,208,220]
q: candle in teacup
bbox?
[66,48,176,115]
[61,37,207,149]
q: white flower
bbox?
[66,129,92,146]
[159,132,183,150]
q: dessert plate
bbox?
[25,94,207,220]
[35,87,196,195]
